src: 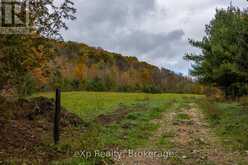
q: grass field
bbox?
[33,92,248,164]
[37,92,201,121]
[35,92,202,164]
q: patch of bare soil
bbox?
[96,107,130,126]
[0,96,87,163]
[115,149,164,165]
[96,103,149,126]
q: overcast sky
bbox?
[62,0,247,75]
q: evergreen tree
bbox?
[185,6,248,98]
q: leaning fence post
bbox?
[54,88,61,144]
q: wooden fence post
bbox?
[54,88,61,144]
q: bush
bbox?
[204,86,225,101]
[142,85,161,94]
[226,83,248,98]
[17,73,37,97]
[85,78,107,91]
[62,79,80,91]
[117,85,133,92]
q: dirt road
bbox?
[116,103,248,165]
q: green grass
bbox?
[36,91,200,121]
[33,92,202,164]
[176,113,191,120]
[156,132,175,149]
[100,104,167,148]
[198,99,248,150]
[30,92,248,164]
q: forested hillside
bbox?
[0,35,199,96]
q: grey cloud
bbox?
[108,29,189,74]
[79,1,127,28]
[76,0,156,30]
[114,30,185,57]
[118,31,162,54]
[63,0,157,46]
[62,0,247,75]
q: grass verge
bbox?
[198,99,248,150]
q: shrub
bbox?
[70,79,80,90]
[85,78,107,91]
[17,73,37,97]
[142,85,161,94]
[226,83,248,99]
[117,85,133,92]
[204,86,225,102]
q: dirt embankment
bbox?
[0,96,86,163]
